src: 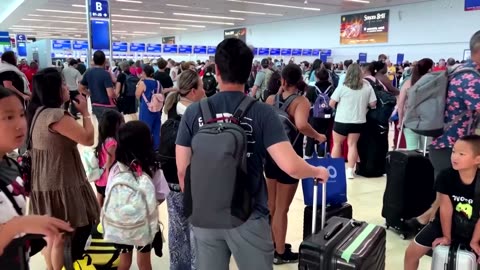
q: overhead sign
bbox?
[465,0,480,11]
[269,48,280,56]
[90,0,109,18]
[178,45,193,54]
[90,20,110,50]
[194,45,207,54]
[224,28,246,43]
[292,49,302,56]
[129,43,145,52]
[163,44,178,53]
[359,53,368,64]
[312,49,320,57]
[396,53,405,65]
[147,43,162,53]
[207,46,216,54]
[340,10,389,45]
[252,47,258,55]
[281,48,292,56]
[112,42,128,52]
[52,40,72,50]
[73,40,89,50]
[302,49,313,56]
[16,34,27,57]
[258,48,269,56]
[320,49,332,56]
[0,32,10,45]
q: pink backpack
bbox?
[142,80,164,113]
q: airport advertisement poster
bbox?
[465,0,480,11]
[224,28,247,43]
[340,10,389,45]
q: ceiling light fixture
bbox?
[114,14,235,25]
[226,0,320,11]
[0,0,25,24]
[344,0,370,3]
[27,14,85,20]
[166,4,189,8]
[121,8,164,14]
[229,10,283,16]
[72,4,85,8]
[36,9,85,14]
[173,12,244,20]
[21,18,85,24]
[12,25,79,30]
[159,27,187,30]
[111,19,161,25]
[116,0,143,3]
[133,31,158,34]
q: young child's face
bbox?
[0,96,27,153]
[451,140,480,170]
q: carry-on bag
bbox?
[302,142,347,206]
[84,224,120,270]
[356,121,389,178]
[431,244,478,270]
[383,135,435,239]
[299,179,387,270]
[303,203,353,239]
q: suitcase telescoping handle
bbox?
[311,178,327,235]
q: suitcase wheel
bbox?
[385,223,411,240]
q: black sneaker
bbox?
[273,249,299,265]
[274,243,292,250]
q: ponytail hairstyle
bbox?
[411,58,434,86]
[163,69,200,114]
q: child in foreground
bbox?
[404,135,480,270]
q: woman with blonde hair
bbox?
[329,63,377,179]
[160,69,205,270]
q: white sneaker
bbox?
[346,168,355,179]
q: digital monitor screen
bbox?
[90,20,110,50]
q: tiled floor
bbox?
[29,117,432,269]
[30,175,432,270]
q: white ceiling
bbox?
[1,0,432,41]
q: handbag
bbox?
[16,106,47,195]
[142,80,164,113]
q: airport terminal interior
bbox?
[1,0,479,269]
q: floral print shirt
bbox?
[431,60,480,149]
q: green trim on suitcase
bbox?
[341,224,376,263]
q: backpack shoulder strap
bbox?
[280,94,298,111]
[324,85,333,95]
[199,98,214,124]
[233,96,256,120]
[364,77,376,86]
[27,106,47,150]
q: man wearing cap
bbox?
[251,58,273,101]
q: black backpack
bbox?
[123,74,139,97]
[203,73,217,97]
[184,97,256,229]
[158,103,182,187]
[273,94,300,145]
[329,70,340,89]
[364,78,396,128]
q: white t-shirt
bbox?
[161,101,187,124]
[331,81,376,124]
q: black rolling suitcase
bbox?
[382,136,435,239]
[356,122,389,178]
[303,203,353,239]
[299,179,387,270]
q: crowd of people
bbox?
[0,29,478,270]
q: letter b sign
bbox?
[90,0,109,18]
